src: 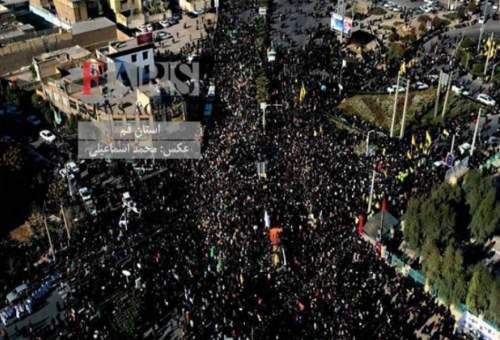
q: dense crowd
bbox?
[1,0,499,339]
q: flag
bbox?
[381,198,387,211]
[442,129,449,137]
[406,151,412,160]
[411,134,416,146]
[264,210,271,229]
[299,82,307,103]
[425,130,432,146]
[399,62,407,76]
[357,214,365,236]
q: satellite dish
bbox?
[122,270,131,277]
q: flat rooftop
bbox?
[34,45,91,62]
[71,17,115,35]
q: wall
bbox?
[0,31,73,75]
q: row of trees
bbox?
[403,171,500,323]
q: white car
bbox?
[59,168,75,180]
[155,31,172,41]
[39,130,56,143]
[387,85,405,94]
[159,20,170,28]
[476,93,496,106]
[414,82,429,90]
[65,161,79,174]
[78,187,92,201]
[85,199,97,216]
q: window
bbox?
[142,51,148,60]
[131,54,137,63]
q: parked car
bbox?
[78,187,92,201]
[39,130,56,143]
[476,93,496,106]
[452,85,467,96]
[155,31,172,41]
[414,82,429,90]
[387,85,405,94]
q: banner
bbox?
[343,17,353,35]
[331,13,344,32]
[331,13,353,35]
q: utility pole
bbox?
[43,204,56,263]
[477,20,485,53]
[434,70,443,118]
[470,109,482,156]
[367,170,376,214]
[366,130,375,156]
[60,205,71,246]
[399,79,410,139]
[390,73,401,138]
[441,72,453,119]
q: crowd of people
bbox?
[1,0,499,339]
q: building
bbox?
[37,38,185,122]
[32,44,91,82]
[0,0,30,16]
[108,0,144,27]
[96,37,155,87]
[52,0,88,25]
[178,0,212,12]
[0,4,35,44]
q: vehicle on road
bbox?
[39,130,56,143]
[476,93,496,106]
[78,187,92,201]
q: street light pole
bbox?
[367,170,376,214]
[366,130,375,156]
[471,108,482,156]
[390,73,401,138]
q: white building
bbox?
[97,37,156,88]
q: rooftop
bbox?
[34,45,91,63]
[99,38,154,58]
[71,17,115,35]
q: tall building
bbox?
[52,0,88,24]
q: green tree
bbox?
[421,240,441,286]
[466,264,493,314]
[421,184,456,247]
[437,245,467,304]
[486,281,500,324]
[470,189,500,243]
[463,170,488,212]
[403,197,424,250]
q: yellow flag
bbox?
[419,142,424,150]
[299,82,307,103]
[411,134,416,146]
[425,131,432,146]
[406,151,412,160]
[442,129,449,137]
[399,62,407,76]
